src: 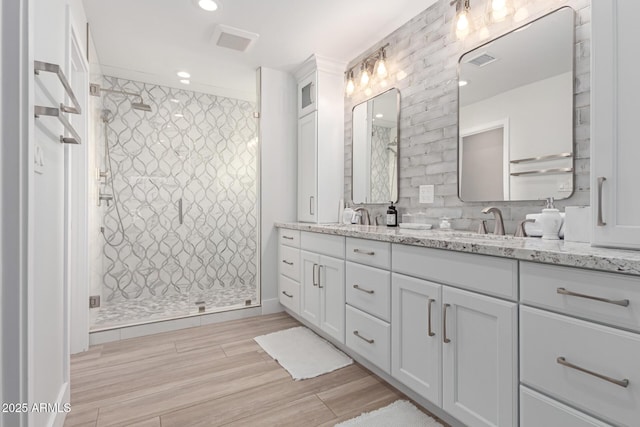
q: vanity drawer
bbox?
[279,245,300,281]
[346,305,390,374]
[346,238,391,269]
[392,244,518,300]
[346,262,391,321]
[520,262,640,332]
[301,231,345,258]
[279,275,300,314]
[521,386,613,427]
[520,306,640,427]
[279,229,301,247]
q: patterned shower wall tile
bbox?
[100,76,258,313]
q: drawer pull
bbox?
[557,287,630,307]
[443,303,451,343]
[353,284,374,294]
[353,249,375,256]
[353,330,374,344]
[282,260,294,266]
[557,356,629,388]
[282,235,294,240]
[281,291,293,298]
[427,298,436,337]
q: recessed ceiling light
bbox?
[180,79,190,85]
[459,80,468,87]
[196,0,219,11]
[376,113,384,118]
[177,71,191,79]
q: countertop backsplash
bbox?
[343,0,591,235]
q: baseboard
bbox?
[261,298,284,315]
[47,381,70,427]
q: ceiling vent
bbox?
[212,24,259,52]
[467,52,497,67]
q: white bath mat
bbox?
[335,400,444,427]
[254,326,352,380]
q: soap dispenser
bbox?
[541,197,562,240]
[386,202,398,227]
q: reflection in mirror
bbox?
[352,89,399,204]
[458,7,574,202]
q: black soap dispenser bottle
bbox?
[386,202,398,227]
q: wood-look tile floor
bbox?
[65,312,445,427]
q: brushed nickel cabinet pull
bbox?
[312,264,318,287]
[557,357,629,388]
[557,287,630,307]
[443,303,451,343]
[282,260,294,266]
[318,265,324,289]
[353,249,375,256]
[353,284,374,294]
[281,291,293,298]
[427,298,436,337]
[353,330,374,344]
[597,176,607,226]
[282,235,294,240]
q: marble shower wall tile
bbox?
[100,76,258,303]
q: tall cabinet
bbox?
[294,55,345,223]
[592,0,640,249]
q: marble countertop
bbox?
[275,222,640,276]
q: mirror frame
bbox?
[351,88,401,205]
[456,7,575,203]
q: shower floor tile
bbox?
[91,285,258,330]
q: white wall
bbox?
[2,1,30,425]
[461,72,573,200]
[31,0,91,425]
[258,68,297,313]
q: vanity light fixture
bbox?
[345,70,355,96]
[486,0,513,23]
[344,44,390,96]
[451,0,472,38]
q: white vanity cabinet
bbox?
[294,55,345,223]
[344,238,392,373]
[592,0,640,249]
[392,244,518,427]
[278,229,301,314]
[300,232,346,343]
[520,261,640,427]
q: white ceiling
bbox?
[83,0,438,101]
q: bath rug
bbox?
[254,326,352,380]
[335,400,444,427]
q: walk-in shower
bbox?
[91,76,259,330]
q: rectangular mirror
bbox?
[352,88,400,204]
[458,7,574,202]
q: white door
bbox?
[391,273,442,406]
[319,255,345,343]
[592,0,640,249]
[300,251,320,325]
[297,112,317,222]
[442,287,518,427]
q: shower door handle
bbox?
[178,198,183,225]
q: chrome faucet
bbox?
[481,206,505,235]
[353,207,371,225]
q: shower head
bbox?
[131,101,152,112]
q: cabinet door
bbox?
[592,1,640,249]
[297,112,317,223]
[319,255,345,343]
[300,251,320,325]
[391,274,442,406]
[442,287,517,427]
